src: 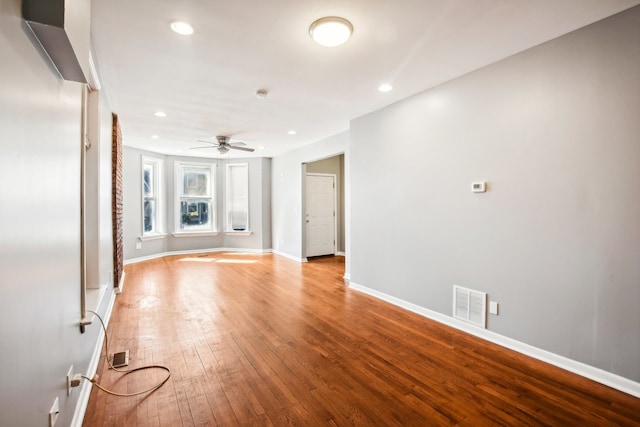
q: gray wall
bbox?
[123,147,272,260]
[306,155,346,253]
[0,0,113,425]
[272,131,349,261]
[350,7,640,381]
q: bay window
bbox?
[175,161,215,233]
[226,163,249,232]
[142,156,163,235]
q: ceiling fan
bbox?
[191,136,255,155]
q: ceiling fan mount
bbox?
[191,135,256,155]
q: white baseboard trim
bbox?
[336,251,346,256]
[271,250,307,263]
[348,281,640,399]
[343,273,351,282]
[70,287,117,427]
[125,247,273,265]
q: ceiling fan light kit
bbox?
[192,135,256,156]
[309,16,353,47]
[170,21,194,35]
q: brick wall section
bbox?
[112,113,123,287]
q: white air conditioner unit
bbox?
[23,0,90,83]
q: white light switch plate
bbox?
[489,301,499,315]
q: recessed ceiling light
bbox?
[154,111,167,117]
[288,130,297,135]
[378,83,393,92]
[170,21,194,35]
[309,17,353,47]
[151,135,160,139]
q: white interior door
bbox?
[306,174,336,257]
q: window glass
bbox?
[176,162,215,232]
[142,157,163,235]
[227,163,248,231]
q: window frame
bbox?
[141,156,164,238]
[174,161,217,235]
[225,162,250,233]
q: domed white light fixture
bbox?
[309,17,353,47]
[170,21,194,35]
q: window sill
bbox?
[224,231,253,236]
[172,231,220,238]
[139,233,167,241]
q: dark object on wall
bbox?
[22,0,89,82]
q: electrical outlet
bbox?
[135,242,142,250]
[49,396,59,427]
[66,365,73,396]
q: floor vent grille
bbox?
[453,285,487,328]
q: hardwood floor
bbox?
[83,253,640,426]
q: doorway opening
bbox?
[303,154,345,264]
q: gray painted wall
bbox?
[0,0,114,425]
[86,90,114,290]
[271,131,349,261]
[123,147,272,260]
[350,7,640,381]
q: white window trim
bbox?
[172,231,220,238]
[174,160,216,234]
[139,233,167,241]
[225,162,250,233]
[141,155,164,237]
[224,231,253,236]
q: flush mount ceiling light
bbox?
[378,83,393,92]
[309,16,353,47]
[154,111,167,117]
[170,21,194,35]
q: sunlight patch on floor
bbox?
[179,257,215,263]
[215,259,257,264]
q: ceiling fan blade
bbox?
[229,141,246,147]
[196,139,219,146]
[230,145,255,152]
[190,145,217,150]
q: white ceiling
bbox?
[91,0,639,159]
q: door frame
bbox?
[304,172,337,258]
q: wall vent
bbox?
[453,285,487,328]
